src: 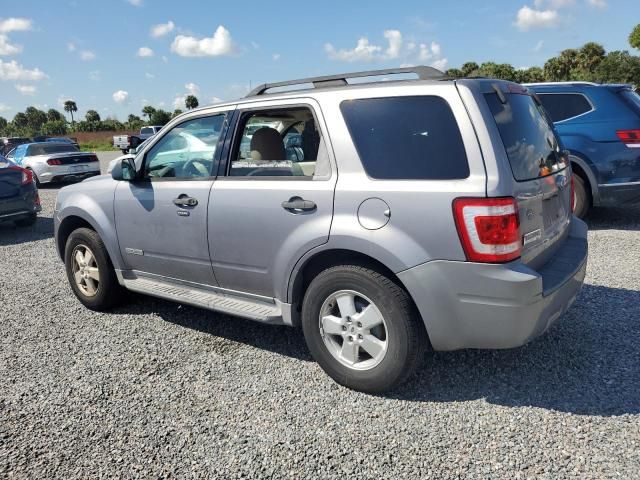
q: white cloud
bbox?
[145,72,155,79]
[0,34,21,55]
[514,6,559,31]
[15,83,35,95]
[534,0,574,7]
[533,40,545,52]
[161,55,168,63]
[127,0,143,6]
[586,0,606,7]
[137,46,154,57]
[0,18,32,33]
[67,42,76,52]
[272,53,281,61]
[0,103,11,112]
[89,70,101,81]
[0,59,47,81]
[80,50,95,61]
[185,82,199,95]
[211,96,222,103]
[171,26,235,57]
[150,20,175,38]
[112,90,129,104]
[173,94,186,109]
[325,29,447,71]
[384,30,402,59]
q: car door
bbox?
[114,110,232,286]
[209,99,336,298]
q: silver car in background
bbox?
[8,142,100,185]
[54,66,588,393]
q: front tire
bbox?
[64,227,123,310]
[301,265,425,393]
[573,174,590,219]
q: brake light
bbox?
[47,158,62,165]
[9,165,33,185]
[570,175,575,212]
[453,197,522,263]
[616,129,640,148]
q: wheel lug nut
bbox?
[358,334,363,339]
[342,326,347,331]
[357,322,362,328]
[348,336,353,342]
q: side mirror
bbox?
[111,157,137,181]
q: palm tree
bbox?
[85,109,101,123]
[142,105,156,121]
[63,100,78,124]
[185,95,199,110]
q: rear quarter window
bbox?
[619,90,640,115]
[537,93,593,123]
[340,96,469,180]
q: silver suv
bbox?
[54,66,588,393]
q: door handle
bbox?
[173,194,198,207]
[281,197,316,213]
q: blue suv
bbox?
[527,82,640,217]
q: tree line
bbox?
[0,95,200,138]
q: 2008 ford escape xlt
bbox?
[54,66,588,393]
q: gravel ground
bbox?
[1,186,639,479]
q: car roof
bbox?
[526,82,634,91]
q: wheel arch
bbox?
[287,248,423,331]
[569,152,599,205]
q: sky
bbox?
[0,0,637,121]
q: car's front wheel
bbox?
[301,265,426,393]
[64,227,123,310]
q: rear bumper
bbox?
[597,181,640,206]
[398,218,588,351]
[39,170,101,184]
[0,184,41,221]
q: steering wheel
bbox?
[183,158,212,177]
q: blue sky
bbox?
[0,0,637,121]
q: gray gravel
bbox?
[1,187,639,479]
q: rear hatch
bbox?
[0,160,25,214]
[484,84,572,269]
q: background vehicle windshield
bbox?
[485,92,566,181]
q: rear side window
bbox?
[619,89,640,115]
[485,92,566,182]
[537,93,592,122]
[141,127,154,135]
[340,96,469,180]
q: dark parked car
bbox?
[527,82,640,217]
[1,137,31,156]
[0,155,40,227]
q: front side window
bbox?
[340,96,469,180]
[537,93,592,122]
[230,106,325,178]
[144,114,225,179]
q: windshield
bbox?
[27,144,79,156]
[485,92,567,181]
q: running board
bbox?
[122,276,284,324]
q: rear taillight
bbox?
[21,168,33,185]
[453,197,522,263]
[89,155,98,162]
[47,158,62,165]
[570,175,575,212]
[616,129,640,148]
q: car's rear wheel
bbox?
[14,213,37,227]
[64,227,123,310]
[573,173,589,219]
[301,265,425,393]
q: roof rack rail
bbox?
[523,81,600,87]
[246,65,446,97]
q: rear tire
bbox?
[64,227,124,310]
[573,173,589,219]
[14,213,37,227]
[301,265,425,393]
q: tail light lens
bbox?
[616,129,640,148]
[47,158,62,165]
[21,168,33,185]
[453,197,522,263]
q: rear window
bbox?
[537,93,592,122]
[141,127,155,134]
[27,144,79,156]
[340,96,469,180]
[619,89,640,115]
[485,92,566,182]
